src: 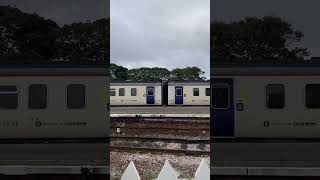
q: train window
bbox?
[205,88,210,96]
[67,84,86,109]
[0,86,18,109]
[147,87,154,96]
[193,88,199,96]
[131,88,137,96]
[266,84,285,109]
[306,84,320,108]
[176,88,182,96]
[212,85,229,109]
[28,84,47,109]
[110,89,116,96]
[119,88,125,96]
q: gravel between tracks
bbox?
[111,151,210,179]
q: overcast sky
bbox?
[212,0,320,57]
[111,0,210,77]
[0,0,109,25]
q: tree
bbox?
[127,67,170,82]
[53,18,109,64]
[110,63,128,80]
[0,6,59,63]
[211,16,309,63]
[110,64,207,82]
[170,67,205,81]
[0,6,110,65]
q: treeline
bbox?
[111,64,206,82]
[0,6,109,64]
[211,16,315,64]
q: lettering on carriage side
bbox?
[294,122,317,127]
[264,121,317,127]
[35,121,87,127]
[0,121,18,127]
[64,122,87,126]
[35,121,41,127]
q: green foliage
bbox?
[111,63,128,80]
[0,6,59,63]
[211,16,309,64]
[0,6,109,64]
[170,67,205,81]
[111,64,205,82]
[53,19,109,64]
[127,67,170,82]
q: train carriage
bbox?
[211,64,320,175]
[0,65,109,176]
[110,82,162,106]
[168,81,210,106]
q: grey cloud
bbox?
[0,0,109,25]
[111,0,210,77]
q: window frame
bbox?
[305,84,320,109]
[66,84,86,110]
[175,87,183,96]
[110,88,116,96]
[211,84,230,109]
[147,87,154,96]
[265,84,285,109]
[205,88,210,96]
[0,85,19,110]
[131,88,137,96]
[193,88,200,96]
[28,84,48,110]
[119,88,125,96]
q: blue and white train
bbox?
[110,81,210,106]
[211,64,320,176]
[0,65,109,176]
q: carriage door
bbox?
[211,79,234,137]
[175,86,183,104]
[146,86,155,104]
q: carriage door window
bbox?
[193,88,199,96]
[131,88,137,96]
[176,87,182,96]
[0,86,18,109]
[147,87,154,96]
[110,88,116,96]
[212,85,229,109]
[266,84,285,109]
[306,84,320,108]
[29,84,47,109]
[67,84,86,109]
[119,88,125,96]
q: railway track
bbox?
[111,116,210,136]
[110,146,209,155]
[110,136,210,155]
[110,116,209,155]
[111,136,209,143]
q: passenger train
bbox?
[110,81,210,106]
[211,64,320,176]
[0,65,109,177]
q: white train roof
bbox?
[0,65,108,76]
[110,81,162,86]
[168,81,209,86]
[211,64,320,76]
